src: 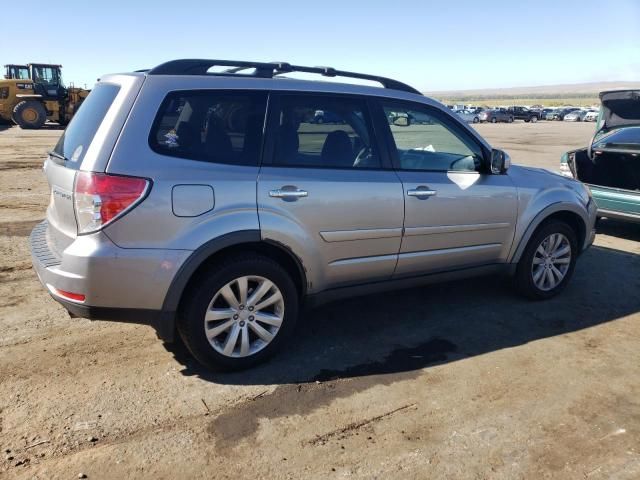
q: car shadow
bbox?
[168,244,640,385]
[597,218,640,242]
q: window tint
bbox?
[53,83,120,169]
[150,91,267,166]
[382,103,483,172]
[272,95,380,169]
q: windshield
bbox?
[52,83,120,169]
[593,126,640,151]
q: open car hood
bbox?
[599,90,640,130]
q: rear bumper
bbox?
[30,220,189,340]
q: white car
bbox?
[583,110,599,122]
[456,110,480,124]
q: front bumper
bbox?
[585,198,598,250]
[30,220,189,340]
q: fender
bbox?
[508,201,589,263]
[161,230,261,314]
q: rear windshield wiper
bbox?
[47,150,67,165]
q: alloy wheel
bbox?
[531,233,572,291]
[203,276,285,358]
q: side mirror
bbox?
[392,116,410,127]
[490,149,511,174]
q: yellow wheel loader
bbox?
[0,63,89,129]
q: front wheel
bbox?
[178,254,299,371]
[12,100,47,129]
[531,116,538,123]
[508,116,514,123]
[491,117,497,123]
[515,221,578,300]
[473,117,479,123]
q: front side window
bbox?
[382,102,483,172]
[150,90,267,165]
[272,95,381,169]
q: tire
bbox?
[491,117,497,123]
[531,116,538,123]
[12,100,47,129]
[473,117,479,123]
[508,116,514,123]
[515,220,578,300]
[177,254,299,371]
[525,119,530,123]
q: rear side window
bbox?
[270,95,381,169]
[150,90,267,166]
[53,83,120,169]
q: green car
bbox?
[561,90,640,223]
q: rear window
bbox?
[149,90,267,166]
[52,83,120,169]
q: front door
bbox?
[258,93,405,292]
[378,100,518,277]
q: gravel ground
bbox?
[0,121,639,479]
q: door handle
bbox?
[269,188,308,199]
[407,187,437,198]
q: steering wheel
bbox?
[353,146,373,167]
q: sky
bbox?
[3,0,639,92]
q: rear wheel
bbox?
[177,254,299,371]
[491,117,497,123]
[515,221,578,300]
[473,116,479,123]
[531,115,538,123]
[12,100,47,129]
[508,116,514,123]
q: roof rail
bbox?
[146,59,422,95]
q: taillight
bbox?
[74,172,149,234]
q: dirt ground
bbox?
[1,121,639,480]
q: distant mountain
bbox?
[426,81,640,100]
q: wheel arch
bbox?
[162,231,307,317]
[510,204,588,264]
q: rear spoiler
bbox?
[599,90,640,130]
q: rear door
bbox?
[376,99,518,277]
[257,93,404,292]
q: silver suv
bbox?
[30,59,597,371]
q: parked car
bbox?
[478,108,514,123]
[561,90,640,223]
[551,107,581,121]
[507,106,540,123]
[538,108,554,120]
[564,110,589,122]
[545,110,558,120]
[456,109,480,123]
[31,59,596,371]
[583,110,599,122]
